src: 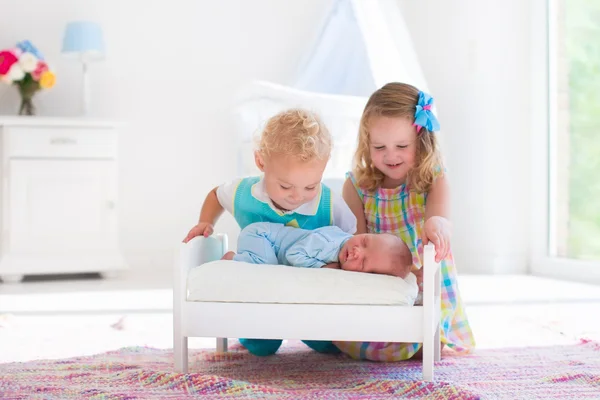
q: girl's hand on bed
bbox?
[422,216,451,262]
[183,222,214,243]
[322,262,341,269]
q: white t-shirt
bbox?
[216,177,357,234]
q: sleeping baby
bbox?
[222,221,413,279]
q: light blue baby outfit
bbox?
[234,222,352,267]
[230,176,341,356]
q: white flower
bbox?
[19,52,38,73]
[7,63,25,81]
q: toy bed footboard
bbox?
[174,235,442,380]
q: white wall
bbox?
[399,0,532,274]
[1,0,533,275]
[0,0,332,270]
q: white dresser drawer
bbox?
[5,127,117,159]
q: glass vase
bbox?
[16,78,40,116]
[18,95,36,116]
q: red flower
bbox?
[32,61,49,81]
[0,51,18,75]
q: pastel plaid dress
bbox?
[333,172,476,361]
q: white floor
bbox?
[1,270,600,363]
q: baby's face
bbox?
[255,152,327,212]
[339,233,412,278]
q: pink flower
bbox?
[31,61,48,81]
[0,50,19,75]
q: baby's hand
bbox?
[322,262,341,269]
[422,216,451,262]
[183,222,214,243]
[414,267,424,292]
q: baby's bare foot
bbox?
[221,251,235,260]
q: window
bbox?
[531,0,600,283]
[550,0,600,261]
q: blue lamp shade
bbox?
[61,21,105,59]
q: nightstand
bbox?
[0,117,128,283]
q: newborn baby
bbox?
[222,222,412,278]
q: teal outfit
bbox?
[234,222,351,267]
[233,176,333,229]
[231,176,340,356]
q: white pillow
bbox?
[187,260,419,306]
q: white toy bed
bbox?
[173,235,442,380]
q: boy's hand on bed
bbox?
[322,262,341,269]
[422,216,451,262]
[221,251,235,260]
[183,222,214,243]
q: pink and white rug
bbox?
[1,339,599,399]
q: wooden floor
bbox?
[1,271,599,362]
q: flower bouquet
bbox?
[0,40,56,115]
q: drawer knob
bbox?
[50,137,77,145]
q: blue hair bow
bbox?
[414,91,440,132]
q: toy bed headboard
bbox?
[232,80,367,189]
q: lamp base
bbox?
[81,61,90,116]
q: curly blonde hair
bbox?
[353,82,443,193]
[257,109,332,162]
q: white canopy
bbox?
[295,0,429,96]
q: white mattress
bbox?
[187,260,419,306]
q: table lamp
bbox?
[61,21,105,116]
